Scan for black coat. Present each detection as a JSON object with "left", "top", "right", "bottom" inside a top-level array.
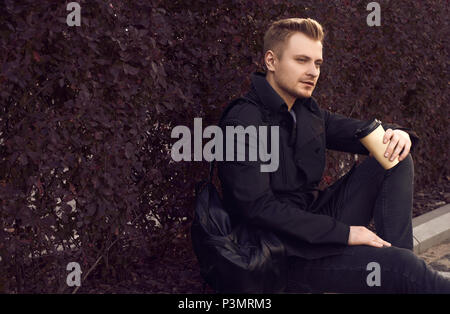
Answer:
[{"left": 217, "top": 71, "right": 420, "bottom": 260}]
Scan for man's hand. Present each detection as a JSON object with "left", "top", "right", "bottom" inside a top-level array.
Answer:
[
  {"left": 383, "top": 129, "right": 411, "bottom": 162},
  {"left": 348, "top": 226, "right": 392, "bottom": 248}
]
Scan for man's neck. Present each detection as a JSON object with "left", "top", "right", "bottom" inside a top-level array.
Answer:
[{"left": 265, "top": 74, "right": 296, "bottom": 111}]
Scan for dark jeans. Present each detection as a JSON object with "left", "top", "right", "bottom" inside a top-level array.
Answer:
[{"left": 287, "top": 154, "right": 450, "bottom": 293}]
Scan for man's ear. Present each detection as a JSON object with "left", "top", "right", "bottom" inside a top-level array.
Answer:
[{"left": 265, "top": 50, "right": 277, "bottom": 72}]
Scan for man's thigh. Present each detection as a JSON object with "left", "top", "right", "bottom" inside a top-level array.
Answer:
[{"left": 309, "top": 156, "right": 386, "bottom": 226}]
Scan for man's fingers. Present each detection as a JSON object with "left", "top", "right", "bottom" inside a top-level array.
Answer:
[
  {"left": 370, "top": 240, "right": 383, "bottom": 248},
  {"left": 370, "top": 234, "right": 391, "bottom": 248},
  {"left": 380, "top": 238, "right": 392, "bottom": 247},
  {"left": 376, "top": 237, "right": 391, "bottom": 248},
  {"left": 383, "top": 129, "right": 393, "bottom": 144},
  {"left": 390, "top": 139, "right": 405, "bottom": 161},
  {"left": 384, "top": 133, "right": 399, "bottom": 159},
  {"left": 384, "top": 130, "right": 412, "bottom": 161}
]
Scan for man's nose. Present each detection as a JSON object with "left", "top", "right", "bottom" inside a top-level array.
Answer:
[{"left": 306, "top": 62, "right": 320, "bottom": 77}]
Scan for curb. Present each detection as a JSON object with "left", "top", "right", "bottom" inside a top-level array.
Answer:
[
  {"left": 413, "top": 204, "right": 450, "bottom": 255},
  {"left": 439, "top": 272, "right": 450, "bottom": 279}
]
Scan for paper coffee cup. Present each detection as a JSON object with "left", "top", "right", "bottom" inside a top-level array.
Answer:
[{"left": 354, "top": 119, "right": 399, "bottom": 170}]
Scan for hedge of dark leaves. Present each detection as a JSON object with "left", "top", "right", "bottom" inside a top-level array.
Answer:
[{"left": 0, "top": 0, "right": 448, "bottom": 292}]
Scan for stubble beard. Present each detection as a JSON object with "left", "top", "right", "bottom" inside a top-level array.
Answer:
[{"left": 282, "top": 81, "right": 312, "bottom": 100}]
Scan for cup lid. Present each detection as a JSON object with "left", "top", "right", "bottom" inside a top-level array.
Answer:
[{"left": 354, "top": 118, "right": 382, "bottom": 139}]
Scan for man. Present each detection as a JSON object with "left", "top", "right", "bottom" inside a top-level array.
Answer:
[{"left": 217, "top": 17, "right": 450, "bottom": 293}]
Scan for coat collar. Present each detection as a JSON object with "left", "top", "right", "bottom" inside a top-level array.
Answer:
[
  {"left": 246, "top": 72, "right": 325, "bottom": 181},
  {"left": 249, "top": 71, "right": 316, "bottom": 114},
  {"left": 247, "top": 71, "right": 324, "bottom": 150}
]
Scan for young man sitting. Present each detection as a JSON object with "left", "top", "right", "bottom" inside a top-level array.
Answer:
[{"left": 217, "top": 17, "right": 450, "bottom": 293}]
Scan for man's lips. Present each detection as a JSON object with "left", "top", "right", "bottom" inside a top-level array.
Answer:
[{"left": 301, "top": 81, "right": 315, "bottom": 86}]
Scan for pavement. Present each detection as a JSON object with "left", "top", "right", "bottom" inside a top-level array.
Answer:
[
  {"left": 414, "top": 204, "right": 450, "bottom": 279},
  {"left": 418, "top": 240, "right": 450, "bottom": 279}
]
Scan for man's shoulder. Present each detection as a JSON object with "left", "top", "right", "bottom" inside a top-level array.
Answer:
[{"left": 220, "top": 97, "right": 265, "bottom": 127}]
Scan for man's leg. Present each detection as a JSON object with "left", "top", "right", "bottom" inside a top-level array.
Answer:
[
  {"left": 338, "top": 154, "right": 414, "bottom": 250},
  {"left": 287, "top": 154, "right": 450, "bottom": 293},
  {"left": 286, "top": 245, "right": 450, "bottom": 293},
  {"left": 372, "top": 154, "right": 414, "bottom": 250},
  {"left": 310, "top": 154, "right": 414, "bottom": 249}
]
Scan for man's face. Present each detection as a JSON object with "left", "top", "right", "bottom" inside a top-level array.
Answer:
[{"left": 266, "top": 32, "right": 323, "bottom": 102}]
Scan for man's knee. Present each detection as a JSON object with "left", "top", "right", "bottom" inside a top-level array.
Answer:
[
  {"left": 400, "top": 153, "right": 414, "bottom": 167},
  {"left": 385, "top": 153, "right": 414, "bottom": 176},
  {"left": 382, "top": 246, "right": 423, "bottom": 275},
  {"left": 399, "top": 153, "right": 414, "bottom": 175}
]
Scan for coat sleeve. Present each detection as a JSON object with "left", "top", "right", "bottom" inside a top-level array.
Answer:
[
  {"left": 320, "top": 109, "right": 420, "bottom": 154},
  {"left": 217, "top": 104, "right": 350, "bottom": 246}
]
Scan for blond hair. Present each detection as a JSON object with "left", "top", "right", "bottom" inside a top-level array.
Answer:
[{"left": 263, "top": 18, "right": 324, "bottom": 59}]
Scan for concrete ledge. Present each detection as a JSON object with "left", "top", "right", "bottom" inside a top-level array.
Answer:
[
  {"left": 413, "top": 204, "right": 450, "bottom": 254},
  {"left": 438, "top": 272, "right": 450, "bottom": 279}
]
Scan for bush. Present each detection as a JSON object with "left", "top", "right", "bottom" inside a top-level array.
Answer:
[{"left": 0, "top": 0, "right": 447, "bottom": 292}]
